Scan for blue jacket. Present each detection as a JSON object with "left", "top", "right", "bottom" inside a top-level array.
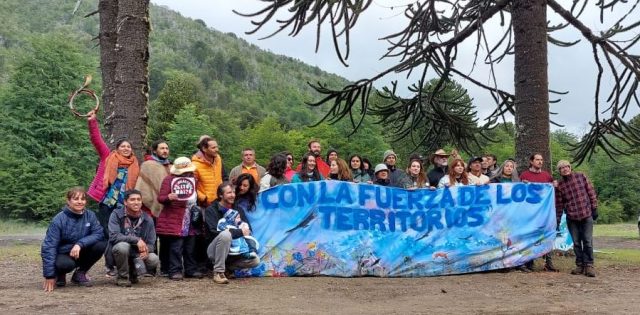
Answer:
[{"left": 41, "top": 207, "right": 104, "bottom": 278}]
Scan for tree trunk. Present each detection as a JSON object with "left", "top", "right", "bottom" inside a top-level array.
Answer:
[
  {"left": 98, "top": 0, "right": 117, "bottom": 146},
  {"left": 112, "top": 0, "right": 150, "bottom": 159},
  {"left": 512, "top": 0, "right": 551, "bottom": 172}
]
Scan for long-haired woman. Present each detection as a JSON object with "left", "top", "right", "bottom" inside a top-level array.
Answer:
[
  {"left": 349, "top": 154, "right": 371, "bottom": 183},
  {"left": 437, "top": 158, "right": 473, "bottom": 188},
  {"left": 490, "top": 159, "right": 520, "bottom": 183},
  {"left": 406, "top": 159, "right": 428, "bottom": 188},
  {"left": 328, "top": 158, "right": 353, "bottom": 181},
  {"left": 291, "top": 152, "right": 323, "bottom": 183},
  {"left": 260, "top": 153, "right": 290, "bottom": 192},
  {"left": 235, "top": 173, "right": 259, "bottom": 213}
]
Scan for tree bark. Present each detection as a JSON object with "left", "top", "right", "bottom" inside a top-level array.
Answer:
[
  {"left": 512, "top": 0, "right": 551, "bottom": 172},
  {"left": 112, "top": 0, "right": 150, "bottom": 159},
  {"left": 98, "top": 0, "right": 117, "bottom": 146}
]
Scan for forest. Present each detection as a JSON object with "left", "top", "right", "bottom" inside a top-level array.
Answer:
[{"left": 0, "top": 0, "right": 637, "bottom": 223}]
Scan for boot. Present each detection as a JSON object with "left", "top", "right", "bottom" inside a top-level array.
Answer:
[
  {"left": 116, "top": 276, "right": 132, "bottom": 287},
  {"left": 584, "top": 265, "right": 596, "bottom": 277},
  {"left": 71, "top": 271, "right": 93, "bottom": 287},
  {"left": 213, "top": 272, "right": 229, "bottom": 284},
  {"left": 570, "top": 265, "right": 584, "bottom": 275}
]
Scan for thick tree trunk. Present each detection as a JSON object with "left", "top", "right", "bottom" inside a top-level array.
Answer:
[
  {"left": 112, "top": 0, "right": 150, "bottom": 159},
  {"left": 512, "top": 0, "right": 551, "bottom": 172},
  {"left": 98, "top": 0, "right": 117, "bottom": 146}
]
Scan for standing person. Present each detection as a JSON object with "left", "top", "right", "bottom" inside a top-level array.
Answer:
[
  {"left": 228, "top": 148, "right": 266, "bottom": 185},
  {"left": 291, "top": 152, "right": 324, "bottom": 183},
  {"left": 135, "top": 140, "right": 171, "bottom": 218},
  {"left": 328, "top": 158, "right": 353, "bottom": 181},
  {"left": 483, "top": 154, "right": 498, "bottom": 176},
  {"left": 349, "top": 154, "right": 371, "bottom": 183},
  {"left": 373, "top": 164, "right": 391, "bottom": 186},
  {"left": 467, "top": 156, "right": 490, "bottom": 185},
  {"left": 555, "top": 160, "right": 598, "bottom": 277},
  {"left": 362, "top": 158, "right": 375, "bottom": 179},
  {"left": 282, "top": 151, "right": 297, "bottom": 182},
  {"left": 205, "top": 182, "right": 260, "bottom": 284},
  {"left": 260, "top": 153, "right": 290, "bottom": 192},
  {"left": 326, "top": 149, "right": 339, "bottom": 164},
  {"left": 519, "top": 153, "right": 558, "bottom": 272},
  {"left": 438, "top": 158, "right": 474, "bottom": 188},
  {"left": 405, "top": 159, "right": 428, "bottom": 189},
  {"left": 235, "top": 173, "right": 259, "bottom": 213},
  {"left": 192, "top": 136, "right": 227, "bottom": 207},
  {"left": 489, "top": 159, "right": 520, "bottom": 183},
  {"left": 157, "top": 157, "right": 202, "bottom": 280},
  {"left": 41, "top": 187, "right": 106, "bottom": 292},
  {"left": 295, "top": 140, "right": 331, "bottom": 177},
  {"left": 107, "top": 189, "right": 159, "bottom": 287},
  {"left": 427, "top": 149, "right": 451, "bottom": 187},
  {"left": 382, "top": 150, "right": 408, "bottom": 187}
]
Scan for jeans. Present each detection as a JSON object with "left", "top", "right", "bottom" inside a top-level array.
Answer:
[
  {"left": 112, "top": 242, "right": 159, "bottom": 278},
  {"left": 55, "top": 241, "right": 107, "bottom": 274},
  {"left": 567, "top": 216, "right": 594, "bottom": 266},
  {"left": 206, "top": 230, "right": 260, "bottom": 273}
]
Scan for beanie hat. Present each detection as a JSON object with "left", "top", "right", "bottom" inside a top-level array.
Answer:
[{"left": 383, "top": 150, "right": 397, "bottom": 162}]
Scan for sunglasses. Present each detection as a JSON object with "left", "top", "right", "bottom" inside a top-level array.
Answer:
[{"left": 287, "top": 157, "right": 293, "bottom": 161}]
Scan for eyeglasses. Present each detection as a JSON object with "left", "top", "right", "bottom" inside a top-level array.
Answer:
[{"left": 287, "top": 157, "right": 293, "bottom": 161}]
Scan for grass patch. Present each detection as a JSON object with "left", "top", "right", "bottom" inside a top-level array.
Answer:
[
  {"left": 595, "top": 248, "right": 640, "bottom": 266},
  {"left": 0, "top": 220, "right": 46, "bottom": 236},
  {"left": 0, "top": 244, "right": 41, "bottom": 263},
  {"left": 593, "top": 223, "right": 638, "bottom": 239}
]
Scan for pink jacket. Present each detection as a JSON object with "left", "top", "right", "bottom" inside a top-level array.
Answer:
[{"left": 86, "top": 118, "right": 111, "bottom": 202}]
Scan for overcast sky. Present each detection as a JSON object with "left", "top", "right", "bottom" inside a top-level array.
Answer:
[{"left": 150, "top": 0, "right": 638, "bottom": 136}]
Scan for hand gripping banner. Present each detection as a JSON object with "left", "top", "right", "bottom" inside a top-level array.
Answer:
[{"left": 240, "top": 181, "right": 556, "bottom": 277}]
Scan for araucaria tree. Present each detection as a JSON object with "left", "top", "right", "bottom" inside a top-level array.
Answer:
[
  {"left": 237, "top": 0, "right": 640, "bottom": 169},
  {"left": 97, "top": 0, "right": 150, "bottom": 158}
]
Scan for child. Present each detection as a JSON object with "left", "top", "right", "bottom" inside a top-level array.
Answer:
[{"left": 217, "top": 209, "right": 259, "bottom": 259}]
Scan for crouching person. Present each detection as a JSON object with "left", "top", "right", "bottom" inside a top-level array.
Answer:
[
  {"left": 108, "top": 189, "right": 159, "bottom": 287},
  {"left": 205, "top": 182, "right": 260, "bottom": 284},
  {"left": 42, "top": 187, "right": 106, "bottom": 292}
]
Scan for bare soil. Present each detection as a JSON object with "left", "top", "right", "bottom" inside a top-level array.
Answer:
[{"left": 0, "top": 236, "right": 638, "bottom": 314}]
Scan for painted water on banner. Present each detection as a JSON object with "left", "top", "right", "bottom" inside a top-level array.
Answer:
[{"left": 240, "top": 182, "right": 557, "bottom": 277}]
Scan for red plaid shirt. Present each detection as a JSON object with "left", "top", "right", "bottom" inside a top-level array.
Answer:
[{"left": 555, "top": 172, "right": 598, "bottom": 222}]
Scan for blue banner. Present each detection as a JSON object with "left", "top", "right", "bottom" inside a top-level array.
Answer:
[{"left": 240, "top": 181, "right": 556, "bottom": 277}]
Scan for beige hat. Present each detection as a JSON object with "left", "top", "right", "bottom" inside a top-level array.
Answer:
[
  {"left": 556, "top": 160, "right": 571, "bottom": 170},
  {"left": 433, "top": 149, "right": 450, "bottom": 157},
  {"left": 170, "top": 157, "right": 196, "bottom": 175}
]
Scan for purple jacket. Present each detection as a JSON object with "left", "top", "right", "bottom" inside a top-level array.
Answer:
[{"left": 86, "top": 118, "right": 110, "bottom": 202}]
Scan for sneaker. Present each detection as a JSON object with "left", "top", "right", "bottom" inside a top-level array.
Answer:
[
  {"left": 71, "top": 271, "right": 93, "bottom": 287},
  {"left": 169, "top": 273, "right": 183, "bottom": 281},
  {"left": 543, "top": 263, "right": 559, "bottom": 272},
  {"left": 185, "top": 271, "right": 204, "bottom": 279},
  {"left": 584, "top": 265, "right": 596, "bottom": 277},
  {"left": 105, "top": 267, "right": 117, "bottom": 278},
  {"left": 55, "top": 274, "right": 66, "bottom": 287},
  {"left": 116, "top": 276, "right": 132, "bottom": 287},
  {"left": 570, "top": 265, "right": 584, "bottom": 275},
  {"left": 213, "top": 272, "right": 229, "bottom": 284}
]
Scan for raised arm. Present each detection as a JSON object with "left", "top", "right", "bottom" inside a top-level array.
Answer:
[{"left": 87, "top": 111, "right": 110, "bottom": 159}]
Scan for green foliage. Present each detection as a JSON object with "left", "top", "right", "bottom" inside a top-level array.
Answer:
[
  {"left": 596, "top": 200, "right": 625, "bottom": 224},
  {"left": 164, "top": 104, "right": 216, "bottom": 158},
  {"left": 147, "top": 71, "right": 206, "bottom": 143},
  {"left": 242, "top": 117, "right": 296, "bottom": 166}
]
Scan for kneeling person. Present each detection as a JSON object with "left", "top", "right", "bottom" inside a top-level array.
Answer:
[{"left": 108, "top": 189, "right": 159, "bottom": 287}]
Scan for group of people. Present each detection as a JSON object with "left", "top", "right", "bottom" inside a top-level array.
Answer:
[{"left": 41, "top": 112, "right": 599, "bottom": 292}]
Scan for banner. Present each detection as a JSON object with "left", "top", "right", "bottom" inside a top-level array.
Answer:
[{"left": 241, "top": 181, "right": 557, "bottom": 277}]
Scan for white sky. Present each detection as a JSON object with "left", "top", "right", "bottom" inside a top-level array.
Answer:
[{"left": 150, "top": 0, "right": 639, "bottom": 135}]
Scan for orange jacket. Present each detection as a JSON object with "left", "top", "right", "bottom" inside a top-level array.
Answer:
[{"left": 192, "top": 151, "right": 224, "bottom": 206}]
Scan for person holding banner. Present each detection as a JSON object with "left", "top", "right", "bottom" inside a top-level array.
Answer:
[
  {"left": 427, "top": 149, "right": 451, "bottom": 187},
  {"left": 373, "top": 164, "right": 391, "bottom": 186},
  {"left": 437, "top": 158, "right": 474, "bottom": 188},
  {"left": 520, "top": 153, "right": 559, "bottom": 272},
  {"left": 555, "top": 160, "right": 598, "bottom": 277},
  {"left": 291, "top": 153, "right": 324, "bottom": 183},
  {"left": 328, "top": 158, "right": 353, "bottom": 181},
  {"left": 156, "top": 157, "right": 202, "bottom": 280},
  {"left": 204, "top": 182, "right": 260, "bottom": 284},
  {"left": 349, "top": 154, "right": 371, "bottom": 183},
  {"left": 490, "top": 159, "right": 520, "bottom": 183},
  {"left": 405, "top": 159, "right": 428, "bottom": 189}
]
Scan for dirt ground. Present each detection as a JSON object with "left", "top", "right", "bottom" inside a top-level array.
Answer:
[{"left": 0, "top": 236, "right": 638, "bottom": 314}]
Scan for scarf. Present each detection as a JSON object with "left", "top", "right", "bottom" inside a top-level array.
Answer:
[
  {"left": 103, "top": 151, "right": 140, "bottom": 190},
  {"left": 125, "top": 207, "right": 142, "bottom": 219},
  {"left": 150, "top": 153, "right": 171, "bottom": 165}
]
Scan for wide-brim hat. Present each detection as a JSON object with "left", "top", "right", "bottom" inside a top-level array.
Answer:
[
  {"left": 374, "top": 163, "right": 389, "bottom": 174},
  {"left": 430, "top": 149, "right": 450, "bottom": 164},
  {"left": 170, "top": 156, "right": 196, "bottom": 175}
]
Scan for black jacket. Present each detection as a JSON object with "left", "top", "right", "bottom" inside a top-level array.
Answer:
[
  {"left": 204, "top": 200, "right": 251, "bottom": 243},
  {"left": 428, "top": 166, "right": 448, "bottom": 187}
]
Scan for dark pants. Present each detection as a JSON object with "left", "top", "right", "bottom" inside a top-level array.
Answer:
[
  {"left": 55, "top": 241, "right": 107, "bottom": 274},
  {"left": 567, "top": 216, "right": 594, "bottom": 266},
  {"left": 98, "top": 203, "right": 116, "bottom": 269},
  {"left": 159, "top": 235, "right": 198, "bottom": 276}
]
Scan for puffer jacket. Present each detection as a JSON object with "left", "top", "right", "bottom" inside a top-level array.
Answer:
[
  {"left": 41, "top": 207, "right": 104, "bottom": 278},
  {"left": 86, "top": 118, "right": 111, "bottom": 202},
  {"left": 156, "top": 174, "right": 197, "bottom": 236},
  {"left": 191, "top": 151, "right": 226, "bottom": 206}
]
